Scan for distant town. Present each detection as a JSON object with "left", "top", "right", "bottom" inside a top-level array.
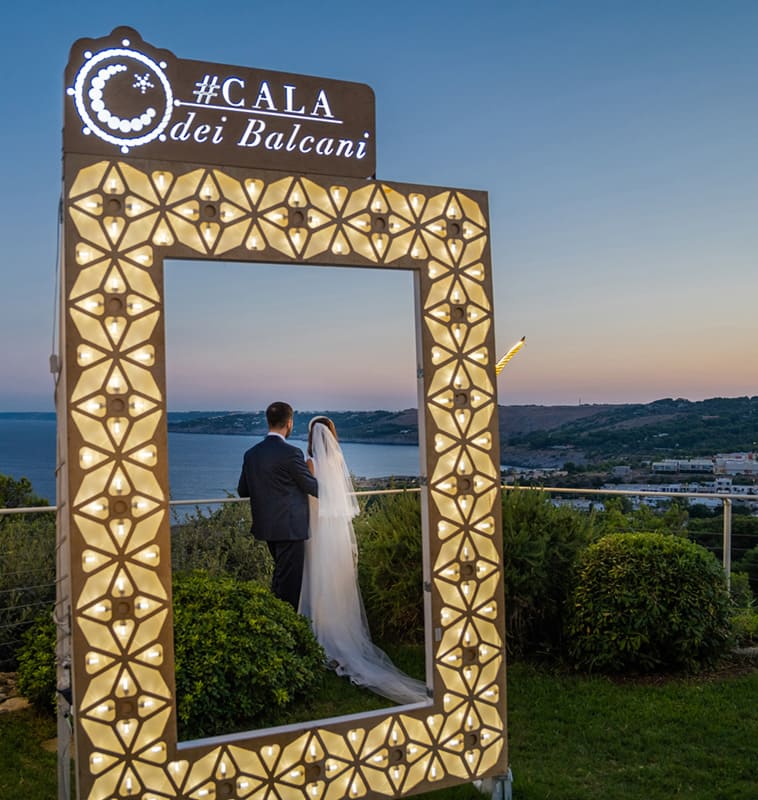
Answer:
[{"left": 505, "top": 454, "right": 758, "bottom": 512}]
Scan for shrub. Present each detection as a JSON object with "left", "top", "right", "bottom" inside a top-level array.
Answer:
[
  {"left": 0, "top": 474, "right": 48, "bottom": 508},
  {"left": 567, "top": 532, "right": 732, "bottom": 673},
  {"left": 595, "top": 497, "right": 689, "bottom": 537},
  {"left": 732, "top": 609, "right": 758, "bottom": 647},
  {"left": 171, "top": 501, "right": 273, "bottom": 584},
  {"left": 729, "top": 571, "right": 753, "bottom": 609},
  {"left": 16, "top": 611, "right": 56, "bottom": 714},
  {"left": 501, "top": 489, "right": 595, "bottom": 657},
  {"left": 354, "top": 487, "right": 595, "bottom": 655},
  {"left": 733, "top": 544, "right": 758, "bottom": 598},
  {"left": 16, "top": 574, "right": 327, "bottom": 736},
  {"left": 173, "top": 572, "right": 325, "bottom": 739},
  {"left": 0, "top": 484, "right": 55, "bottom": 670},
  {"left": 730, "top": 572, "right": 758, "bottom": 647},
  {"left": 355, "top": 491, "right": 424, "bottom": 645}
]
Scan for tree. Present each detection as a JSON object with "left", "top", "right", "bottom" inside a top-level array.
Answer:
[{"left": 0, "top": 474, "right": 48, "bottom": 509}]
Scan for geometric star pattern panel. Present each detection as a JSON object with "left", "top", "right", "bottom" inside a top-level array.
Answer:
[{"left": 61, "top": 156, "right": 507, "bottom": 799}]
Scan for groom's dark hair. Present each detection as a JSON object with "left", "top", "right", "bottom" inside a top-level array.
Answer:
[{"left": 266, "top": 401, "right": 293, "bottom": 430}]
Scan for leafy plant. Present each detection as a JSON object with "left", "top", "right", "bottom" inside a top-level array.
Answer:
[
  {"left": 729, "top": 571, "right": 758, "bottom": 647},
  {"left": 729, "top": 571, "right": 753, "bottom": 609},
  {"left": 172, "top": 572, "right": 325, "bottom": 739},
  {"left": 16, "top": 611, "right": 56, "bottom": 714},
  {"left": 355, "top": 491, "right": 424, "bottom": 645},
  {"left": 688, "top": 514, "right": 758, "bottom": 577},
  {"left": 567, "top": 532, "right": 732, "bottom": 673},
  {"left": 16, "top": 573, "right": 327, "bottom": 735},
  {"left": 0, "top": 474, "right": 55, "bottom": 669},
  {"left": 733, "top": 543, "right": 758, "bottom": 598},
  {"left": 170, "top": 500, "right": 273, "bottom": 584},
  {"left": 501, "top": 488, "right": 595, "bottom": 657},
  {"left": 0, "top": 474, "right": 49, "bottom": 508},
  {"left": 595, "top": 497, "right": 689, "bottom": 538},
  {"left": 354, "top": 488, "right": 596, "bottom": 656},
  {"left": 731, "top": 609, "right": 758, "bottom": 647}
]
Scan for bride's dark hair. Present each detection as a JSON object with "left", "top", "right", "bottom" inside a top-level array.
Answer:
[{"left": 308, "top": 416, "right": 337, "bottom": 456}]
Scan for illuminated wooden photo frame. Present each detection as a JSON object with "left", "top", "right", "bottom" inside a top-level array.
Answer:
[{"left": 58, "top": 153, "right": 507, "bottom": 800}]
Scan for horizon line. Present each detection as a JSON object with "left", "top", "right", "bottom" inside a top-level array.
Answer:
[{"left": 3, "top": 394, "right": 758, "bottom": 416}]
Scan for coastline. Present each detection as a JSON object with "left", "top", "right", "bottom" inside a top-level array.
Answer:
[{"left": 5, "top": 397, "right": 758, "bottom": 469}]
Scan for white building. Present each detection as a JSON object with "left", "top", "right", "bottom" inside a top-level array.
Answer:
[
  {"left": 652, "top": 458, "right": 714, "bottom": 473},
  {"left": 652, "top": 453, "right": 758, "bottom": 477},
  {"left": 713, "top": 452, "right": 758, "bottom": 476}
]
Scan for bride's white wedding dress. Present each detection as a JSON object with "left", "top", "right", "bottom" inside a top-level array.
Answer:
[{"left": 299, "top": 423, "right": 428, "bottom": 705}]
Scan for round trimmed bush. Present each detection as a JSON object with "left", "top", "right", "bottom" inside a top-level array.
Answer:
[
  {"left": 732, "top": 609, "right": 758, "bottom": 647},
  {"left": 17, "top": 575, "right": 327, "bottom": 735},
  {"left": 566, "top": 533, "right": 732, "bottom": 673},
  {"left": 173, "top": 572, "right": 325, "bottom": 738}
]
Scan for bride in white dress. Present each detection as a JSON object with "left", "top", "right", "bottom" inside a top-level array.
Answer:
[{"left": 299, "top": 416, "right": 428, "bottom": 705}]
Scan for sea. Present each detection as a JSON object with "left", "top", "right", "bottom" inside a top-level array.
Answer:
[{"left": 0, "top": 414, "right": 421, "bottom": 506}]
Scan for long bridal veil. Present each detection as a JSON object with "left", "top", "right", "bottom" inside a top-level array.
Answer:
[{"left": 300, "top": 422, "right": 428, "bottom": 705}]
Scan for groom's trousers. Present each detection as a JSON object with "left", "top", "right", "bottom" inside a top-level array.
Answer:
[{"left": 267, "top": 540, "right": 305, "bottom": 610}]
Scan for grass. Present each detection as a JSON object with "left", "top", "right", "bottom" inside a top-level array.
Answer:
[
  {"left": 506, "top": 658, "right": 758, "bottom": 800},
  {"left": 216, "top": 666, "right": 394, "bottom": 734},
  {"left": 2, "top": 657, "right": 757, "bottom": 799},
  {"left": 0, "top": 708, "right": 57, "bottom": 798}
]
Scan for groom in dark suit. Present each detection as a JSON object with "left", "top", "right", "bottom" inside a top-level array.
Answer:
[{"left": 238, "top": 401, "right": 318, "bottom": 609}]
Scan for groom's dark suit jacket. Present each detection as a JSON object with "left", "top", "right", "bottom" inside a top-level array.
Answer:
[{"left": 237, "top": 434, "right": 318, "bottom": 541}]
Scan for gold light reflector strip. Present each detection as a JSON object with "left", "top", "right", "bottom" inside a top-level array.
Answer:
[{"left": 63, "top": 158, "right": 505, "bottom": 800}]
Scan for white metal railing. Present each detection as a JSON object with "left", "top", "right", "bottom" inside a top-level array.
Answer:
[
  {"left": 503, "top": 485, "right": 740, "bottom": 586},
  {"left": 0, "top": 483, "right": 750, "bottom": 674},
  {"left": 0, "top": 485, "right": 750, "bottom": 581}
]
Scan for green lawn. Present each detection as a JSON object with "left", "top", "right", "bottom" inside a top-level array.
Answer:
[
  {"left": 2, "top": 659, "right": 757, "bottom": 799},
  {"left": 0, "top": 707, "right": 57, "bottom": 798},
  {"left": 505, "top": 660, "right": 758, "bottom": 800}
]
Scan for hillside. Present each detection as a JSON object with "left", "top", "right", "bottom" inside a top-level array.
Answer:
[
  {"left": 167, "top": 397, "right": 758, "bottom": 466},
  {"left": 504, "top": 396, "right": 758, "bottom": 465},
  {"left": 167, "top": 409, "right": 419, "bottom": 444}
]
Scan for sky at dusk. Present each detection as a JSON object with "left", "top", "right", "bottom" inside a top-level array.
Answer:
[{"left": 1, "top": 0, "right": 757, "bottom": 412}]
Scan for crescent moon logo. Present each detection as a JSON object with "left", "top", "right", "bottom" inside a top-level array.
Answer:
[{"left": 68, "top": 38, "right": 174, "bottom": 153}]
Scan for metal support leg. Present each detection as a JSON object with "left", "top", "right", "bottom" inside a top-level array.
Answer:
[{"left": 491, "top": 768, "right": 513, "bottom": 800}]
